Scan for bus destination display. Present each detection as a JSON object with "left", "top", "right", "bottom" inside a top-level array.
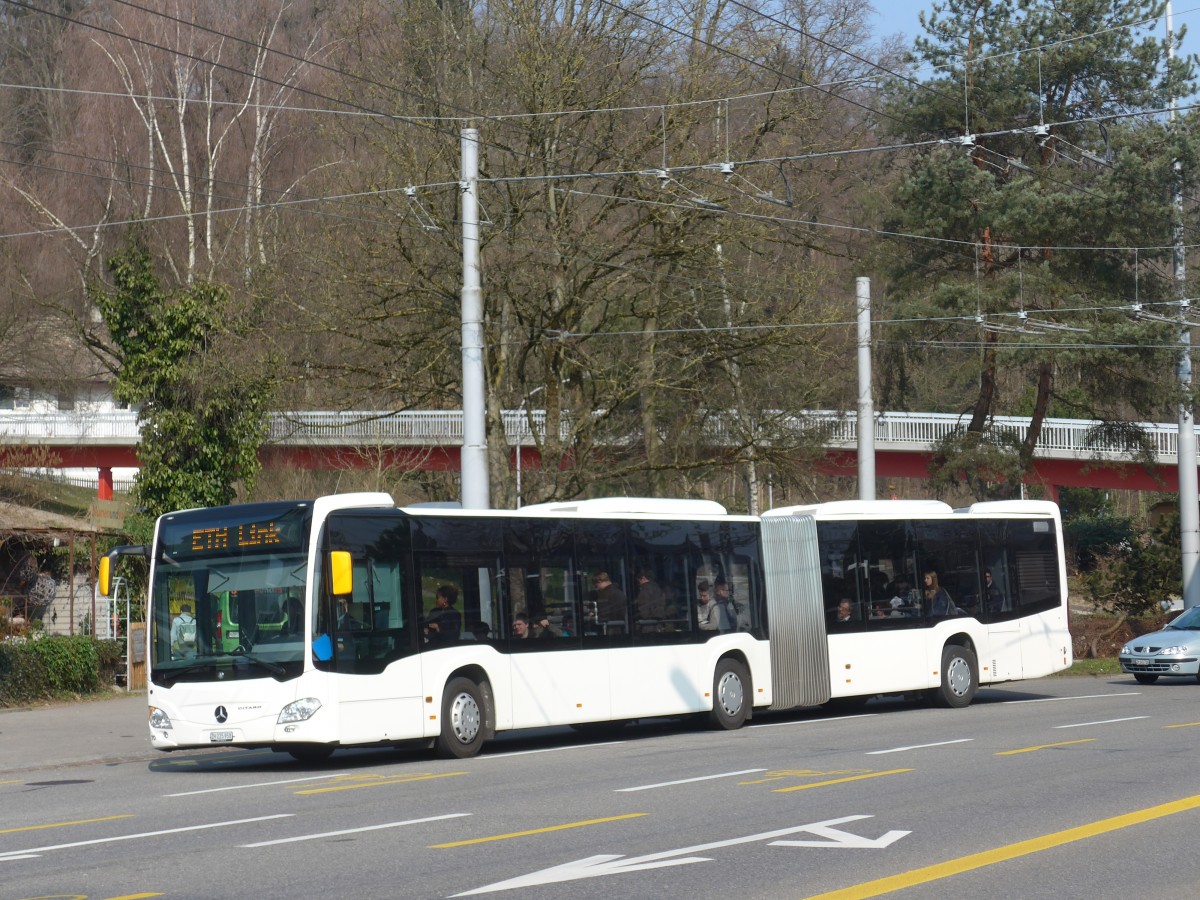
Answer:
[
  {"left": 160, "top": 502, "right": 311, "bottom": 559},
  {"left": 191, "top": 523, "right": 283, "bottom": 552}
]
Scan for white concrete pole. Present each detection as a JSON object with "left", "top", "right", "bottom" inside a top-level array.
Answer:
[
  {"left": 460, "top": 127, "right": 490, "bottom": 509},
  {"left": 857, "top": 276, "right": 876, "bottom": 501}
]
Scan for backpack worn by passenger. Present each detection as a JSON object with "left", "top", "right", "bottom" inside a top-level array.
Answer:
[{"left": 177, "top": 615, "right": 197, "bottom": 647}]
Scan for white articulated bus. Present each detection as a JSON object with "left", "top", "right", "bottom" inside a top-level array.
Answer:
[{"left": 99, "top": 494, "right": 1072, "bottom": 760}]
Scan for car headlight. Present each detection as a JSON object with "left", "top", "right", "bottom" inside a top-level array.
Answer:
[
  {"left": 1120, "top": 645, "right": 1132, "bottom": 655},
  {"left": 278, "top": 697, "right": 322, "bottom": 724},
  {"left": 149, "top": 706, "right": 173, "bottom": 730},
  {"left": 1156, "top": 645, "right": 1191, "bottom": 656}
]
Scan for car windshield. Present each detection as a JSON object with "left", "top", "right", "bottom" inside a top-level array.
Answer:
[{"left": 1166, "top": 607, "right": 1200, "bottom": 630}]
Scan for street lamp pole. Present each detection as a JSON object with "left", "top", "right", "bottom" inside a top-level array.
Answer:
[{"left": 515, "top": 386, "right": 544, "bottom": 508}]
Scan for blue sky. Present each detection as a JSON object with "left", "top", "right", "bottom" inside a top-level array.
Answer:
[{"left": 869, "top": 1, "right": 1200, "bottom": 59}]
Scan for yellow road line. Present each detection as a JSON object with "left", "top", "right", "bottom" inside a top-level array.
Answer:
[
  {"left": 295, "top": 772, "right": 466, "bottom": 795},
  {"left": 996, "top": 739, "right": 1094, "bottom": 755},
  {"left": 807, "top": 793, "right": 1200, "bottom": 900},
  {"left": 1165, "top": 721, "right": 1200, "bottom": 728},
  {"left": 773, "top": 769, "right": 913, "bottom": 793},
  {"left": 0, "top": 779, "right": 21, "bottom": 786},
  {"left": 0, "top": 814, "right": 134, "bottom": 835},
  {"left": 104, "top": 894, "right": 165, "bottom": 899},
  {"left": 430, "top": 813, "right": 647, "bottom": 848}
]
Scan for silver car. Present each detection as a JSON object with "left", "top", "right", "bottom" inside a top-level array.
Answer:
[{"left": 1119, "top": 606, "right": 1200, "bottom": 684}]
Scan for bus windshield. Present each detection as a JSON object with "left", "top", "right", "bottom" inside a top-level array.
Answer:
[{"left": 150, "top": 501, "right": 313, "bottom": 685}]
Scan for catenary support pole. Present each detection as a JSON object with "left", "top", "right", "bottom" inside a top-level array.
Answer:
[
  {"left": 1169, "top": 4, "right": 1200, "bottom": 607},
  {"left": 857, "top": 276, "right": 875, "bottom": 501},
  {"left": 460, "top": 127, "right": 490, "bottom": 509}
]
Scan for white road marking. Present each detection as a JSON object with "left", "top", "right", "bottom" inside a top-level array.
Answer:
[
  {"left": 452, "top": 815, "right": 908, "bottom": 895},
  {"left": 242, "top": 813, "right": 471, "bottom": 847},
  {"left": 1001, "top": 693, "right": 1140, "bottom": 704},
  {"left": 0, "top": 815, "right": 292, "bottom": 859},
  {"left": 1054, "top": 716, "right": 1150, "bottom": 729},
  {"left": 483, "top": 741, "right": 625, "bottom": 758},
  {"left": 165, "top": 773, "right": 349, "bottom": 797},
  {"left": 615, "top": 769, "right": 767, "bottom": 792},
  {"left": 751, "top": 714, "right": 876, "bottom": 728},
  {"left": 866, "top": 738, "right": 974, "bottom": 755}
]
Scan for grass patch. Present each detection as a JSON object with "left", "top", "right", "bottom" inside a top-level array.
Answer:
[{"left": 1056, "top": 658, "right": 1123, "bottom": 676}]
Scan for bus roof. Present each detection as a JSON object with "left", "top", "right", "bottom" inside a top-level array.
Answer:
[
  {"left": 515, "top": 497, "right": 729, "bottom": 517},
  {"left": 763, "top": 500, "right": 952, "bottom": 518},
  {"left": 764, "top": 498, "right": 1060, "bottom": 520}
]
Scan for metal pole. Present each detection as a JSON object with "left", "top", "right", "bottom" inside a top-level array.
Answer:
[
  {"left": 460, "top": 127, "right": 490, "bottom": 509},
  {"left": 856, "top": 276, "right": 876, "bottom": 501},
  {"left": 1168, "top": 4, "right": 1200, "bottom": 607}
]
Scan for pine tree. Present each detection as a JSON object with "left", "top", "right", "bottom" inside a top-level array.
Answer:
[{"left": 879, "top": 0, "right": 1199, "bottom": 498}]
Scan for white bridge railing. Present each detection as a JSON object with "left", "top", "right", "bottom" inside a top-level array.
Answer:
[{"left": 0, "top": 409, "right": 1187, "bottom": 464}]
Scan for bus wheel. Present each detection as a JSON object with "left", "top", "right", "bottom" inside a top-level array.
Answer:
[
  {"left": 1135, "top": 673, "right": 1159, "bottom": 685},
  {"left": 935, "top": 644, "right": 977, "bottom": 709},
  {"left": 437, "top": 677, "right": 488, "bottom": 759},
  {"left": 287, "top": 743, "right": 335, "bottom": 763},
  {"left": 709, "top": 658, "right": 750, "bottom": 729}
]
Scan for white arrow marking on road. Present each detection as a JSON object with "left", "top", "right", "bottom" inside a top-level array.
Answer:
[
  {"left": 771, "top": 816, "right": 910, "bottom": 848},
  {"left": 451, "top": 815, "right": 907, "bottom": 896}
]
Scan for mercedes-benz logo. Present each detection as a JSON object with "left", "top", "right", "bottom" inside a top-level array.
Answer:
[{"left": 214, "top": 706, "right": 228, "bottom": 724}]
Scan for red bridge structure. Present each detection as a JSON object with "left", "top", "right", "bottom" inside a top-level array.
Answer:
[{"left": 0, "top": 409, "right": 1190, "bottom": 501}]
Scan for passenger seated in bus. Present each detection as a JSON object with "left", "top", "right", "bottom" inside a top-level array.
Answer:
[
  {"left": 467, "top": 621, "right": 492, "bottom": 641},
  {"left": 713, "top": 578, "right": 742, "bottom": 632},
  {"left": 922, "top": 570, "right": 956, "bottom": 616},
  {"left": 695, "top": 581, "right": 721, "bottom": 631},
  {"left": 591, "top": 571, "right": 628, "bottom": 631},
  {"left": 887, "top": 579, "right": 915, "bottom": 616},
  {"left": 833, "top": 598, "right": 854, "bottom": 623},
  {"left": 984, "top": 568, "right": 1005, "bottom": 613},
  {"left": 423, "top": 584, "right": 462, "bottom": 645},
  {"left": 512, "top": 613, "right": 562, "bottom": 639},
  {"left": 634, "top": 570, "right": 667, "bottom": 627}
]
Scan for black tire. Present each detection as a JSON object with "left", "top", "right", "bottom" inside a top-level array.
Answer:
[
  {"left": 934, "top": 644, "right": 977, "bottom": 709},
  {"left": 436, "top": 677, "right": 489, "bottom": 759},
  {"left": 286, "top": 743, "right": 336, "bottom": 763},
  {"left": 709, "top": 658, "right": 751, "bottom": 729},
  {"left": 1135, "top": 672, "right": 1159, "bottom": 685}
]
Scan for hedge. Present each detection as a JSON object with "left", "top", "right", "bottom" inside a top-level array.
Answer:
[{"left": 0, "top": 636, "right": 124, "bottom": 706}]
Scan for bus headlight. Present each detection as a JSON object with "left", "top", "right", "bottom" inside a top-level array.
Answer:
[
  {"left": 278, "top": 697, "right": 322, "bottom": 724},
  {"left": 149, "top": 706, "right": 173, "bottom": 730}
]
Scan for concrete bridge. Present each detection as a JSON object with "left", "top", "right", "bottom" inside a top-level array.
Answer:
[{"left": 0, "top": 408, "right": 1189, "bottom": 499}]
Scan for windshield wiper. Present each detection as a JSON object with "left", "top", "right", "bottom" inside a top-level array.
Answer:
[
  {"left": 159, "top": 663, "right": 211, "bottom": 686},
  {"left": 230, "top": 646, "right": 286, "bottom": 675}
]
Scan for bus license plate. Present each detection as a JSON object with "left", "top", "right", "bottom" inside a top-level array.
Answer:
[{"left": 209, "top": 731, "right": 234, "bottom": 743}]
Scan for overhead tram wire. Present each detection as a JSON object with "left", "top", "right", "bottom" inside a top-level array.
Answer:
[
  {"left": 32, "top": 0, "right": 1194, "bottom": 234},
  {"left": 1, "top": 0, "right": 622, "bottom": 180},
  {"left": 592, "top": 0, "right": 914, "bottom": 131},
  {"left": 10, "top": 4, "right": 1196, "bottom": 326},
  {"left": 82, "top": 0, "right": 871, "bottom": 189},
  {"left": 20, "top": 0, "right": 920, "bottom": 224}
]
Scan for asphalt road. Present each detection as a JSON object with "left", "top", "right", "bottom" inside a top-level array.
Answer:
[{"left": 2, "top": 676, "right": 1197, "bottom": 900}]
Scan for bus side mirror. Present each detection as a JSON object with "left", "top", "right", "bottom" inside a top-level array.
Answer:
[
  {"left": 98, "top": 557, "right": 112, "bottom": 597},
  {"left": 330, "top": 550, "right": 353, "bottom": 597}
]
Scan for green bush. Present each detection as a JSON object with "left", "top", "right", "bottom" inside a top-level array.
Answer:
[
  {"left": 31, "top": 635, "right": 100, "bottom": 693},
  {"left": 0, "top": 635, "right": 118, "bottom": 706},
  {"left": 0, "top": 639, "right": 51, "bottom": 706},
  {"left": 94, "top": 639, "right": 125, "bottom": 685}
]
